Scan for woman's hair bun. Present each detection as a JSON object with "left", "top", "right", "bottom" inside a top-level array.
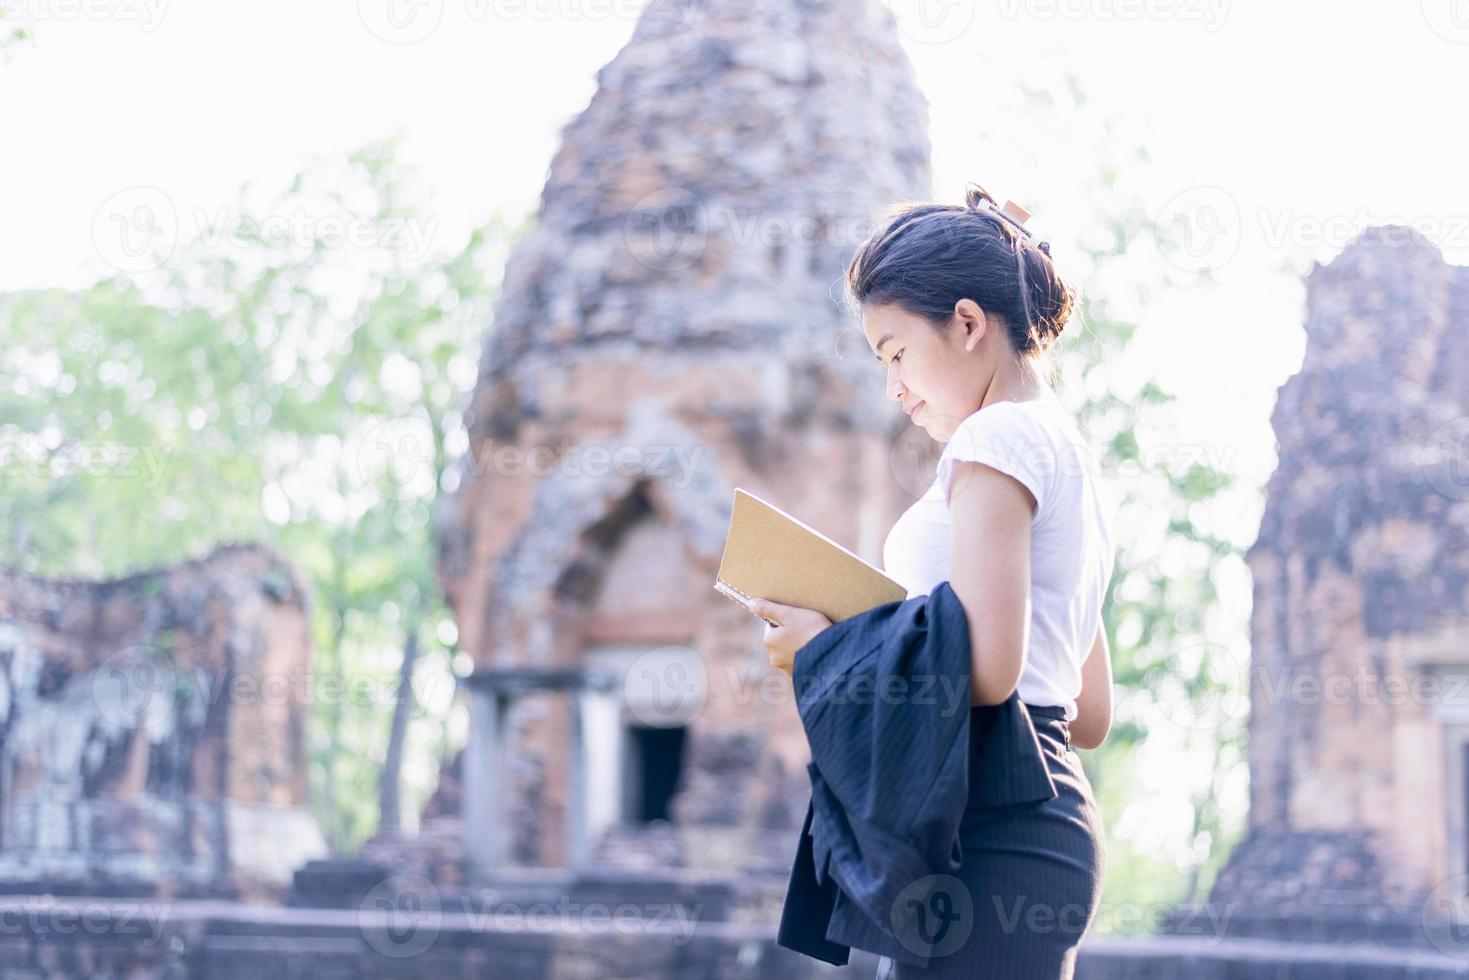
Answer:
[
  {"left": 965, "top": 182, "right": 1073, "bottom": 348},
  {"left": 1024, "top": 244, "right": 1074, "bottom": 348}
]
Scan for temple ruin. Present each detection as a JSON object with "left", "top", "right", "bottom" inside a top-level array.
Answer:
[
  {"left": 1203, "top": 226, "right": 1469, "bottom": 950},
  {"left": 0, "top": 543, "right": 323, "bottom": 899},
  {"left": 434, "top": 0, "right": 933, "bottom": 879}
]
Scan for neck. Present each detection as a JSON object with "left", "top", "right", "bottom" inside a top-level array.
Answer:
[{"left": 980, "top": 357, "right": 1047, "bottom": 409}]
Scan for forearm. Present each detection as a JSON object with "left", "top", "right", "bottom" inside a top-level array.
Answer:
[
  {"left": 1069, "top": 624, "right": 1113, "bottom": 749},
  {"left": 1069, "top": 699, "right": 1107, "bottom": 749},
  {"left": 968, "top": 635, "right": 1024, "bottom": 706}
]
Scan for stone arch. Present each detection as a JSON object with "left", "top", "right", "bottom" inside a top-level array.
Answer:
[
  {"left": 483, "top": 407, "right": 731, "bottom": 662},
  {"left": 462, "top": 414, "right": 739, "bottom": 868}
]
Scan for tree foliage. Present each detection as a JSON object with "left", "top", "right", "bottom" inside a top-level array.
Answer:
[
  {"left": 1005, "top": 74, "right": 1251, "bottom": 924},
  {"left": 0, "top": 134, "right": 525, "bottom": 851}
]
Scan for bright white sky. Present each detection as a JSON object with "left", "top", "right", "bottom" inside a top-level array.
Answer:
[
  {"left": 8, "top": 0, "right": 1462, "bottom": 611},
  {"left": 5, "top": 0, "right": 1465, "bottom": 867},
  {"left": 5, "top": 0, "right": 1462, "bottom": 436}
]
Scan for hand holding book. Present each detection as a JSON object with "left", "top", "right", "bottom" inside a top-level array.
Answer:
[
  {"left": 713, "top": 488, "right": 908, "bottom": 626},
  {"left": 747, "top": 595, "right": 834, "bottom": 678}
]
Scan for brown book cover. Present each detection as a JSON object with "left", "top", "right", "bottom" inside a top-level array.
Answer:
[{"left": 714, "top": 488, "right": 908, "bottom": 625}]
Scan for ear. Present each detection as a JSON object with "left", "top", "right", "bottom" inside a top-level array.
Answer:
[{"left": 954, "top": 298, "right": 987, "bottom": 352}]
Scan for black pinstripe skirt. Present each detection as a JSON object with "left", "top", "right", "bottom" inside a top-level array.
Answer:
[{"left": 877, "top": 704, "right": 1105, "bottom": 979}]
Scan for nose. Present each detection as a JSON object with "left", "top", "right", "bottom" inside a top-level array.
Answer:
[{"left": 887, "top": 370, "right": 906, "bottom": 402}]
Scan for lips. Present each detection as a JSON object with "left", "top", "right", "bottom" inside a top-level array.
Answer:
[{"left": 906, "top": 400, "right": 925, "bottom": 418}]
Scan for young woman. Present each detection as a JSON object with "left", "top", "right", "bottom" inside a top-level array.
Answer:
[{"left": 754, "top": 183, "right": 1118, "bottom": 979}]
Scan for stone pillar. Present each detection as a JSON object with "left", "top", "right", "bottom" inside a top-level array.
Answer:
[
  {"left": 462, "top": 685, "right": 508, "bottom": 878},
  {"left": 1427, "top": 664, "right": 1469, "bottom": 887},
  {"left": 572, "top": 685, "right": 626, "bottom": 868},
  {"left": 461, "top": 666, "right": 621, "bottom": 878}
]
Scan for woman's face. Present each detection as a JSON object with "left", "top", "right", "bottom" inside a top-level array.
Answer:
[{"left": 863, "top": 299, "right": 992, "bottom": 442}]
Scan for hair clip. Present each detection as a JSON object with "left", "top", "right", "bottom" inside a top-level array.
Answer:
[
  {"left": 971, "top": 193, "right": 1043, "bottom": 246},
  {"left": 997, "top": 202, "right": 1054, "bottom": 258},
  {"left": 998, "top": 200, "right": 1032, "bottom": 231}
]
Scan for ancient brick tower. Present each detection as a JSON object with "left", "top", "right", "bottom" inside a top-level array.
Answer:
[
  {"left": 437, "top": 0, "right": 932, "bottom": 873},
  {"left": 1207, "top": 227, "right": 1469, "bottom": 942}
]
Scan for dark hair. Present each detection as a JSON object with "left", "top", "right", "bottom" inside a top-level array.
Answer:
[{"left": 844, "top": 183, "right": 1076, "bottom": 376}]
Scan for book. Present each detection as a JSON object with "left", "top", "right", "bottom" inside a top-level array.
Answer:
[{"left": 713, "top": 488, "right": 909, "bottom": 626}]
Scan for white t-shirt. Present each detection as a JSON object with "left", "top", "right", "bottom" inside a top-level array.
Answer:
[{"left": 881, "top": 390, "right": 1117, "bottom": 721}]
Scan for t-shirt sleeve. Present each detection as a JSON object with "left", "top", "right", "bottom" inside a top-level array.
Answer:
[{"left": 937, "top": 405, "right": 1056, "bottom": 519}]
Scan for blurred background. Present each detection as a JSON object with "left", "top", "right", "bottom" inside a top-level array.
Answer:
[{"left": 2, "top": 0, "right": 1467, "bottom": 976}]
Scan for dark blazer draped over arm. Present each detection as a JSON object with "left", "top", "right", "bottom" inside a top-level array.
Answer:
[{"left": 775, "top": 580, "right": 1060, "bottom": 969}]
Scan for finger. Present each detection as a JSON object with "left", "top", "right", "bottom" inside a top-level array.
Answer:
[{"left": 750, "top": 597, "right": 789, "bottom": 624}]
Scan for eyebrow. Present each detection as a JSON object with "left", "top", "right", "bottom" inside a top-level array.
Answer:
[{"left": 874, "top": 333, "right": 894, "bottom": 359}]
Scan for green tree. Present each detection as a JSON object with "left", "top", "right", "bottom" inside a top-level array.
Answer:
[
  {"left": 995, "top": 73, "right": 1251, "bottom": 925},
  {"left": 0, "top": 133, "right": 527, "bottom": 851},
  {"left": 1, "top": 8, "right": 32, "bottom": 60}
]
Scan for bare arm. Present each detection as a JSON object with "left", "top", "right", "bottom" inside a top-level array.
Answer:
[
  {"left": 1069, "top": 621, "right": 1113, "bottom": 750},
  {"left": 945, "top": 460, "right": 1033, "bottom": 707}
]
